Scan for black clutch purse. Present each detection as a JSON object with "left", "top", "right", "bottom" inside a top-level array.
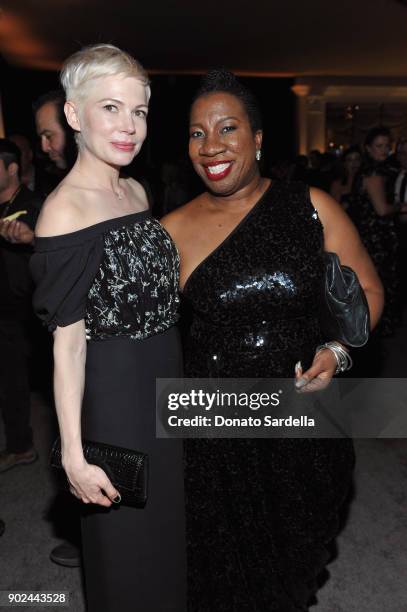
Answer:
[
  {"left": 50, "top": 437, "right": 148, "bottom": 508},
  {"left": 319, "top": 252, "right": 370, "bottom": 348}
]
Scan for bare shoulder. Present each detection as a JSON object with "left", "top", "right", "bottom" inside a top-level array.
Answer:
[
  {"left": 310, "top": 187, "right": 357, "bottom": 243},
  {"left": 161, "top": 194, "right": 205, "bottom": 237},
  {"left": 309, "top": 187, "right": 349, "bottom": 226},
  {"left": 35, "top": 183, "right": 88, "bottom": 238}
]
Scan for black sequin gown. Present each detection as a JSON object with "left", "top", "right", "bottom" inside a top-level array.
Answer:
[
  {"left": 182, "top": 181, "right": 355, "bottom": 612},
  {"left": 348, "top": 163, "right": 399, "bottom": 335},
  {"left": 30, "top": 211, "right": 186, "bottom": 612}
]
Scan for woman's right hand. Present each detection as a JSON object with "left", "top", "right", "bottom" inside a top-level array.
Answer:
[{"left": 63, "top": 457, "right": 120, "bottom": 507}]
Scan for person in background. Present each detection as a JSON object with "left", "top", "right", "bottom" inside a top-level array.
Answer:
[
  {"left": 348, "top": 126, "right": 407, "bottom": 336},
  {"left": 394, "top": 138, "right": 407, "bottom": 207},
  {"left": 8, "top": 134, "right": 36, "bottom": 192},
  {"left": 394, "top": 138, "right": 407, "bottom": 307},
  {"left": 0, "top": 139, "right": 43, "bottom": 473},
  {"left": 33, "top": 90, "right": 77, "bottom": 194},
  {"left": 330, "top": 145, "right": 362, "bottom": 209}
]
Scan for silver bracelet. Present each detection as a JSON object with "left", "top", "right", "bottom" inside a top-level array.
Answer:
[{"left": 315, "top": 341, "right": 353, "bottom": 374}]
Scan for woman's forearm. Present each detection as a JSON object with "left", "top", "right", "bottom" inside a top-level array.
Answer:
[{"left": 53, "top": 325, "right": 87, "bottom": 467}]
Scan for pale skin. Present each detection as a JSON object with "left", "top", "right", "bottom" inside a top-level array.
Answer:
[
  {"left": 35, "top": 73, "right": 150, "bottom": 507},
  {"left": 162, "top": 92, "right": 384, "bottom": 392}
]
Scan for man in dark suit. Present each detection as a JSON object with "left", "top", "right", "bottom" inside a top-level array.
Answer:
[{"left": 0, "top": 139, "right": 44, "bottom": 473}]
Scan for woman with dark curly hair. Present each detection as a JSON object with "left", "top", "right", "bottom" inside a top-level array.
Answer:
[{"left": 163, "top": 69, "right": 383, "bottom": 611}]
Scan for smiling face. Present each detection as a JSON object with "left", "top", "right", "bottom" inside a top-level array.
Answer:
[
  {"left": 189, "top": 92, "right": 262, "bottom": 196},
  {"left": 366, "top": 134, "right": 391, "bottom": 162},
  {"left": 66, "top": 74, "right": 149, "bottom": 168}
]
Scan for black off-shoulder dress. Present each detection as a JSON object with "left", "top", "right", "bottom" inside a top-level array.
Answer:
[
  {"left": 30, "top": 211, "right": 186, "bottom": 612},
  {"left": 182, "top": 182, "right": 355, "bottom": 612}
]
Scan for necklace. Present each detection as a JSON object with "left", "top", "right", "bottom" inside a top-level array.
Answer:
[
  {"left": 0, "top": 185, "right": 23, "bottom": 219},
  {"left": 72, "top": 169, "right": 125, "bottom": 200}
]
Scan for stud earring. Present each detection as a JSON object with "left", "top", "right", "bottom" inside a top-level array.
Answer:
[{"left": 256, "top": 149, "right": 261, "bottom": 161}]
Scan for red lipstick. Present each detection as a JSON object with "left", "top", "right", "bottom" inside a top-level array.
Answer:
[{"left": 203, "top": 161, "right": 233, "bottom": 181}]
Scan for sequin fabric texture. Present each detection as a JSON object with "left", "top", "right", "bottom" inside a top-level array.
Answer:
[
  {"left": 182, "top": 181, "right": 355, "bottom": 612},
  {"left": 86, "top": 218, "right": 180, "bottom": 341}
]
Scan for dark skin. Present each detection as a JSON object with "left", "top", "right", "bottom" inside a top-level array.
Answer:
[
  {"left": 162, "top": 91, "right": 384, "bottom": 391},
  {"left": 173, "top": 92, "right": 265, "bottom": 290}
]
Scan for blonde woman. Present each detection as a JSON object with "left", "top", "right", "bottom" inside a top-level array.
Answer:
[{"left": 30, "top": 45, "right": 186, "bottom": 612}]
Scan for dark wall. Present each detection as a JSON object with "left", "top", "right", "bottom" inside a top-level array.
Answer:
[
  {"left": 1, "top": 58, "right": 295, "bottom": 173},
  {"left": 1, "top": 59, "right": 60, "bottom": 140}
]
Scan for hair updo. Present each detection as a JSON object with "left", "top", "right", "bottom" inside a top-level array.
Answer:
[
  {"left": 192, "top": 69, "right": 262, "bottom": 133},
  {"left": 60, "top": 43, "right": 150, "bottom": 104}
]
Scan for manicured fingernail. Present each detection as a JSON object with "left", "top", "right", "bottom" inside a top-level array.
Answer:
[
  {"left": 295, "top": 361, "right": 302, "bottom": 373},
  {"left": 113, "top": 494, "right": 121, "bottom": 504},
  {"left": 295, "top": 377, "right": 308, "bottom": 389}
]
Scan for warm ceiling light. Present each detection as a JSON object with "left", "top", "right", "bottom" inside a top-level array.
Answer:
[{"left": 0, "top": 10, "right": 60, "bottom": 69}]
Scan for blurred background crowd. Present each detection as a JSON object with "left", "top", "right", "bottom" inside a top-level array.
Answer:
[
  {"left": 1, "top": 4, "right": 407, "bottom": 591},
  {"left": 2, "top": 83, "right": 407, "bottom": 477}
]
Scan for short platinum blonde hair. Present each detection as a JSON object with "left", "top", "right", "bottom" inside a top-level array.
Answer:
[{"left": 60, "top": 43, "right": 150, "bottom": 104}]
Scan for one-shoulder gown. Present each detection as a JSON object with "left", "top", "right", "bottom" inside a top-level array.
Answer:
[{"left": 182, "top": 181, "right": 355, "bottom": 612}]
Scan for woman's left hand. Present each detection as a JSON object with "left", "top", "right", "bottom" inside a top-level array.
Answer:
[{"left": 294, "top": 349, "right": 337, "bottom": 393}]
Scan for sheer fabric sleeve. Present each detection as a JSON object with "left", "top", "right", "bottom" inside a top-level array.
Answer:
[{"left": 30, "top": 235, "right": 103, "bottom": 332}]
